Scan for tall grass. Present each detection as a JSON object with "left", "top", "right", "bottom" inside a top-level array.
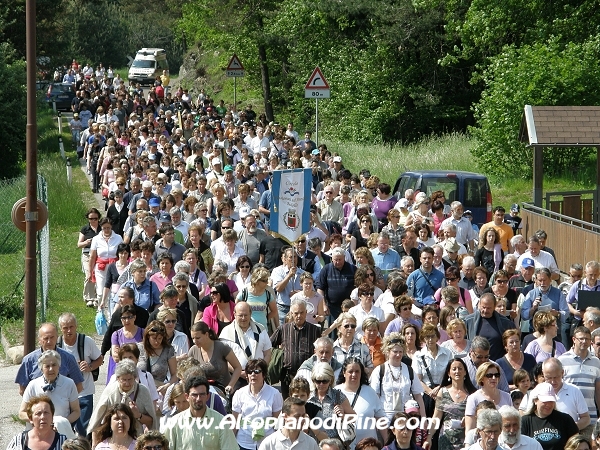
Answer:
[
  {"left": 332, "top": 132, "right": 596, "bottom": 209},
  {"left": 1, "top": 108, "right": 98, "bottom": 344},
  {"left": 330, "top": 133, "right": 478, "bottom": 187}
]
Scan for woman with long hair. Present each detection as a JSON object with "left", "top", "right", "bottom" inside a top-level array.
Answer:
[
  {"left": 202, "top": 282, "right": 235, "bottom": 336},
  {"left": 336, "top": 357, "right": 387, "bottom": 445},
  {"left": 464, "top": 361, "right": 513, "bottom": 433},
  {"left": 425, "top": 358, "right": 477, "bottom": 450},
  {"left": 93, "top": 404, "right": 137, "bottom": 450},
  {"left": 138, "top": 320, "right": 178, "bottom": 395},
  {"left": 188, "top": 321, "right": 242, "bottom": 393}
]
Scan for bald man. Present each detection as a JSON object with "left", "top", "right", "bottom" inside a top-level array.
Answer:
[{"left": 15, "top": 323, "right": 84, "bottom": 395}]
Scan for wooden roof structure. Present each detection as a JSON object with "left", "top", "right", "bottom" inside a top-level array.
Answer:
[
  {"left": 519, "top": 105, "right": 600, "bottom": 217},
  {"left": 519, "top": 105, "right": 600, "bottom": 146}
]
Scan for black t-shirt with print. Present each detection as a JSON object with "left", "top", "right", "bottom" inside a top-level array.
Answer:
[{"left": 521, "top": 409, "right": 578, "bottom": 450}]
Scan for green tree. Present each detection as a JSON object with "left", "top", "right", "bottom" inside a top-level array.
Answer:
[
  {"left": 0, "top": 42, "right": 26, "bottom": 178},
  {"left": 471, "top": 37, "right": 600, "bottom": 178}
]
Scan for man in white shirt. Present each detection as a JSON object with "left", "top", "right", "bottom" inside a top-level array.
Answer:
[
  {"left": 497, "top": 405, "right": 543, "bottom": 450},
  {"left": 251, "top": 127, "right": 270, "bottom": 157},
  {"left": 258, "top": 397, "right": 319, "bottom": 450},
  {"left": 519, "top": 358, "right": 590, "bottom": 430},
  {"left": 441, "top": 201, "right": 476, "bottom": 252},
  {"left": 516, "top": 235, "right": 560, "bottom": 280}
]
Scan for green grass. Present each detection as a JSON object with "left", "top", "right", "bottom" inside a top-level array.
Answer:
[
  {"left": 331, "top": 132, "right": 596, "bottom": 209},
  {"left": 1, "top": 107, "right": 98, "bottom": 345}
]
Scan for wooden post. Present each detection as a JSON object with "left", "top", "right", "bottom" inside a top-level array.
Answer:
[{"left": 533, "top": 145, "right": 543, "bottom": 208}]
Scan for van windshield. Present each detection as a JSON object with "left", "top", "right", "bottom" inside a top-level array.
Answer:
[
  {"left": 421, "top": 178, "right": 459, "bottom": 203},
  {"left": 131, "top": 60, "right": 155, "bottom": 69}
]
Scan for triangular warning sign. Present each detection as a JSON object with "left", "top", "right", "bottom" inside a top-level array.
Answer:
[
  {"left": 226, "top": 54, "right": 244, "bottom": 71},
  {"left": 305, "top": 67, "right": 330, "bottom": 89}
]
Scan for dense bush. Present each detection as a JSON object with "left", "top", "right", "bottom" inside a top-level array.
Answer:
[{"left": 470, "top": 37, "right": 600, "bottom": 178}]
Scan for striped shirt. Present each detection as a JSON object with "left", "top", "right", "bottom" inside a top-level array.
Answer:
[{"left": 559, "top": 350, "right": 600, "bottom": 423}]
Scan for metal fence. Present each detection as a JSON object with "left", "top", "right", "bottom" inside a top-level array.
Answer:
[{"left": 0, "top": 175, "right": 49, "bottom": 321}]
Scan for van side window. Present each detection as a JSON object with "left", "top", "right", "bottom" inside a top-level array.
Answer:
[{"left": 463, "top": 178, "right": 487, "bottom": 207}]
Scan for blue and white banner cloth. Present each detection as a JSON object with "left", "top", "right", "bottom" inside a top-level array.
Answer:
[{"left": 270, "top": 168, "right": 312, "bottom": 243}]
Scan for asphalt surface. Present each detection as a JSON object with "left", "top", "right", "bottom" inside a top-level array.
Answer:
[
  {"left": 0, "top": 143, "right": 109, "bottom": 449},
  {"left": 0, "top": 336, "right": 110, "bottom": 449}
]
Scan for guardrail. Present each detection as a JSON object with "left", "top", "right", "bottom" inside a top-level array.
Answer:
[{"left": 521, "top": 202, "right": 600, "bottom": 269}]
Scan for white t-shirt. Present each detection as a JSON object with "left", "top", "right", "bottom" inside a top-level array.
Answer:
[{"left": 61, "top": 334, "right": 102, "bottom": 397}]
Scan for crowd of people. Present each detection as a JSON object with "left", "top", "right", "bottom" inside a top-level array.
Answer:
[{"left": 12, "top": 61, "right": 600, "bottom": 450}]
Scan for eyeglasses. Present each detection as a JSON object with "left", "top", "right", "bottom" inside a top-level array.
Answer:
[
  {"left": 149, "top": 327, "right": 164, "bottom": 333},
  {"left": 480, "top": 429, "right": 501, "bottom": 437},
  {"left": 239, "top": 265, "right": 250, "bottom": 269},
  {"left": 324, "top": 191, "right": 333, "bottom": 194},
  {"left": 446, "top": 278, "right": 458, "bottom": 282},
  {"left": 121, "top": 315, "right": 134, "bottom": 320},
  {"left": 297, "top": 239, "right": 306, "bottom": 243},
  {"left": 175, "top": 284, "right": 187, "bottom": 289},
  {"left": 391, "top": 215, "right": 400, "bottom": 218},
  {"left": 496, "top": 279, "right": 509, "bottom": 284},
  {"left": 484, "top": 372, "right": 500, "bottom": 379},
  {"left": 314, "top": 379, "right": 330, "bottom": 384},
  {"left": 343, "top": 324, "right": 357, "bottom": 329},
  {"left": 248, "top": 369, "right": 263, "bottom": 375},
  {"left": 361, "top": 291, "right": 375, "bottom": 296},
  {"left": 401, "top": 307, "right": 411, "bottom": 311},
  {"left": 389, "top": 338, "right": 403, "bottom": 345},
  {"left": 163, "top": 320, "right": 177, "bottom": 324},
  {"left": 143, "top": 446, "right": 163, "bottom": 450},
  {"left": 221, "top": 226, "right": 232, "bottom": 229},
  {"left": 210, "top": 291, "right": 219, "bottom": 295},
  {"left": 199, "top": 209, "right": 208, "bottom": 212},
  {"left": 117, "top": 183, "right": 125, "bottom": 186},
  {"left": 156, "top": 182, "right": 164, "bottom": 186},
  {"left": 88, "top": 217, "right": 99, "bottom": 220},
  {"left": 574, "top": 336, "right": 591, "bottom": 343}
]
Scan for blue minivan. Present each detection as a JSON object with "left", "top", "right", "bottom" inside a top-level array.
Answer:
[{"left": 392, "top": 170, "right": 492, "bottom": 226}]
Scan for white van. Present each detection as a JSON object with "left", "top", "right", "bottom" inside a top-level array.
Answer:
[{"left": 128, "top": 48, "right": 169, "bottom": 85}]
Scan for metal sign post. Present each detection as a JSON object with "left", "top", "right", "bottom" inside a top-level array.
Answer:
[
  {"left": 304, "top": 67, "right": 330, "bottom": 146},
  {"left": 226, "top": 54, "right": 245, "bottom": 107}
]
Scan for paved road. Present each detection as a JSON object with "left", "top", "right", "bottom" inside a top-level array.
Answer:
[
  {"left": 0, "top": 152, "right": 108, "bottom": 449},
  {"left": 0, "top": 335, "right": 110, "bottom": 449}
]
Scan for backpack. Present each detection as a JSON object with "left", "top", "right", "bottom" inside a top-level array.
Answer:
[
  {"left": 240, "top": 287, "right": 272, "bottom": 304},
  {"left": 378, "top": 361, "right": 414, "bottom": 397},
  {"left": 58, "top": 334, "right": 99, "bottom": 382}
]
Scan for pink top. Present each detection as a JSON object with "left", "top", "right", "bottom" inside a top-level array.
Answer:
[
  {"left": 149, "top": 270, "right": 175, "bottom": 292},
  {"left": 202, "top": 301, "right": 235, "bottom": 336}
]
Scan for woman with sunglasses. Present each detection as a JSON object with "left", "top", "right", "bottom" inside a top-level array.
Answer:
[
  {"left": 385, "top": 295, "right": 421, "bottom": 336},
  {"left": 464, "top": 361, "right": 512, "bottom": 433},
  {"left": 336, "top": 357, "right": 387, "bottom": 446},
  {"left": 435, "top": 267, "right": 474, "bottom": 314},
  {"left": 351, "top": 265, "right": 384, "bottom": 304},
  {"left": 108, "top": 304, "right": 144, "bottom": 382},
  {"left": 202, "top": 282, "right": 235, "bottom": 336},
  {"left": 349, "top": 283, "right": 386, "bottom": 339},
  {"left": 482, "top": 269, "right": 518, "bottom": 320},
  {"left": 370, "top": 332, "right": 426, "bottom": 421},
  {"left": 230, "top": 255, "right": 253, "bottom": 292},
  {"left": 152, "top": 296, "right": 188, "bottom": 359},
  {"left": 138, "top": 320, "right": 178, "bottom": 395},
  {"left": 309, "top": 362, "right": 356, "bottom": 443},
  {"left": 381, "top": 208, "right": 404, "bottom": 250},
  {"left": 78, "top": 208, "right": 102, "bottom": 307},
  {"left": 425, "top": 358, "right": 477, "bottom": 450},
  {"left": 231, "top": 359, "right": 283, "bottom": 450},
  {"left": 333, "top": 313, "right": 374, "bottom": 375},
  {"left": 350, "top": 212, "right": 375, "bottom": 256}
]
